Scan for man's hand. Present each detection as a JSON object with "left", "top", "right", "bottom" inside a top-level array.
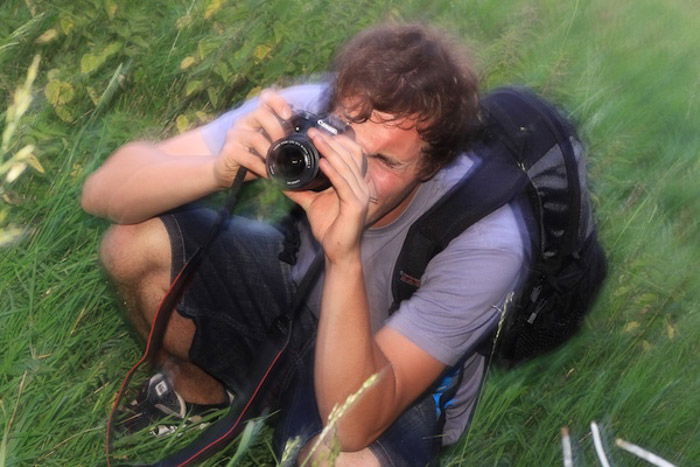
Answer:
[
  {"left": 214, "top": 89, "right": 293, "bottom": 187},
  {"left": 81, "top": 89, "right": 293, "bottom": 224},
  {"left": 284, "top": 127, "right": 370, "bottom": 263}
]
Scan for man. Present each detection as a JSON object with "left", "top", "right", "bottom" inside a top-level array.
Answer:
[{"left": 82, "top": 23, "right": 526, "bottom": 465}]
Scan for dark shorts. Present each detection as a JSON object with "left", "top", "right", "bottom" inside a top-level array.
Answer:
[{"left": 161, "top": 205, "right": 441, "bottom": 466}]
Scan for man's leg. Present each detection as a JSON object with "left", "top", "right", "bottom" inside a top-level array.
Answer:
[{"left": 99, "top": 218, "right": 225, "bottom": 405}]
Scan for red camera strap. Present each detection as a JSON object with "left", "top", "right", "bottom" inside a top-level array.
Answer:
[
  {"left": 105, "top": 169, "right": 246, "bottom": 465},
  {"left": 105, "top": 167, "right": 324, "bottom": 466}
]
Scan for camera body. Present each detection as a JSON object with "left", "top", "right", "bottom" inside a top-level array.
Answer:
[{"left": 266, "top": 111, "right": 347, "bottom": 191}]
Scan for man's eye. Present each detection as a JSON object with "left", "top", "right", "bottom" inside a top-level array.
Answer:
[{"left": 373, "top": 154, "right": 399, "bottom": 168}]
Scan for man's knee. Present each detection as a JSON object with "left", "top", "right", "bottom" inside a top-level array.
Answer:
[{"left": 100, "top": 218, "right": 171, "bottom": 284}]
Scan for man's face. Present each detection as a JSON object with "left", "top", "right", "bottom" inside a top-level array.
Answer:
[{"left": 343, "top": 110, "right": 427, "bottom": 228}]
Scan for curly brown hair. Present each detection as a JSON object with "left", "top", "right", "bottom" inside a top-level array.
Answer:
[{"left": 328, "top": 23, "right": 480, "bottom": 177}]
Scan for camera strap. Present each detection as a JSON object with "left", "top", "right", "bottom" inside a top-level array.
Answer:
[{"left": 105, "top": 167, "right": 324, "bottom": 466}]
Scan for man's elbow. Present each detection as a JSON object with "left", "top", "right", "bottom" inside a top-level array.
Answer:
[
  {"left": 81, "top": 180, "right": 136, "bottom": 223},
  {"left": 80, "top": 142, "right": 142, "bottom": 220},
  {"left": 81, "top": 168, "right": 121, "bottom": 220},
  {"left": 80, "top": 173, "right": 103, "bottom": 217}
]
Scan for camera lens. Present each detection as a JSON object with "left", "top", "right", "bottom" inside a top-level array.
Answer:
[
  {"left": 275, "top": 145, "right": 307, "bottom": 179},
  {"left": 265, "top": 112, "right": 332, "bottom": 191},
  {"left": 267, "top": 137, "right": 326, "bottom": 190}
]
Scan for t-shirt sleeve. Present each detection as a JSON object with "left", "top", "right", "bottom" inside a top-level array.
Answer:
[
  {"left": 386, "top": 205, "right": 526, "bottom": 366},
  {"left": 199, "top": 82, "right": 329, "bottom": 155}
]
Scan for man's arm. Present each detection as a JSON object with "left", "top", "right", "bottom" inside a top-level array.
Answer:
[
  {"left": 315, "top": 256, "right": 446, "bottom": 451},
  {"left": 81, "top": 130, "right": 222, "bottom": 224},
  {"left": 81, "top": 90, "right": 292, "bottom": 224}
]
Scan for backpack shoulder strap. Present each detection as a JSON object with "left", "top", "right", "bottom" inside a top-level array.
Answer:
[
  {"left": 389, "top": 89, "right": 533, "bottom": 312},
  {"left": 389, "top": 151, "right": 527, "bottom": 312},
  {"left": 389, "top": 86, "right": 578, "bottom": 312}
]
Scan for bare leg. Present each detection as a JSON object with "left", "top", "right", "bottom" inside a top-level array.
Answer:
[{"left": 100, "top": 218, "right": 225, "bottom": 405}]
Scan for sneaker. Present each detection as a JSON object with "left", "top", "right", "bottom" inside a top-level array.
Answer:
[{"left": 118, "top": 372, "right": 233, "bottom": 437}]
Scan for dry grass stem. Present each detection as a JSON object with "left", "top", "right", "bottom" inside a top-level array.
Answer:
[
  {"left": 590, "top": 421, "right": 610, "bottom": 467},
  {"left": 301, "top": 373, "right": 380, "bottom": 467},
  {"left": 615, "top": 438, "right": 676, "bottom": 467},
  {"left": 560, "top": 426, "right": 573, "bottom": 467}
]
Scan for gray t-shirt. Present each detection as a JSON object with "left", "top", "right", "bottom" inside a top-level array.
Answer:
[{"left": 200, "top": 83, "right": 527, "bottom": 445}]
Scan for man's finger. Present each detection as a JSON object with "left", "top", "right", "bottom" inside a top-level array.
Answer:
[
  {"left": 309, "top": 129, "right": 364, "bottom": 180},
  {"left": 241, "top": 128, "right": 273, "bottom": 161},
  {"left": 260, "top": 89, "right": 293, "bottom": 121},
  {"left": 254, "top": 106, "right": 289, "bottom": 142}
]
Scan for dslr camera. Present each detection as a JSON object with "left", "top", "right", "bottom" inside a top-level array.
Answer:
[{"left": 266, "top": 111, "right": 348, "bottom": 191}]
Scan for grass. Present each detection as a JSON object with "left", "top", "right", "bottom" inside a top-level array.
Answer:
[{"left": 1, "top": 0, "right": 698, "bottom": 465}]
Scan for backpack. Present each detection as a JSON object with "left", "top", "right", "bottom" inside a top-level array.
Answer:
[{"left": 389, "top": 86, "right": 607, "bottom": 365}]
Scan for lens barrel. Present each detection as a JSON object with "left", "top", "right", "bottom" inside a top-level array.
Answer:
[{"left": 266, "top": 113, "right": 332, "bottom": 191}]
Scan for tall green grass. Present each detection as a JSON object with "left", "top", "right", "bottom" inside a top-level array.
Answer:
[{"left": 1, "top": 0, "right": 698, "bottom": 465}]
